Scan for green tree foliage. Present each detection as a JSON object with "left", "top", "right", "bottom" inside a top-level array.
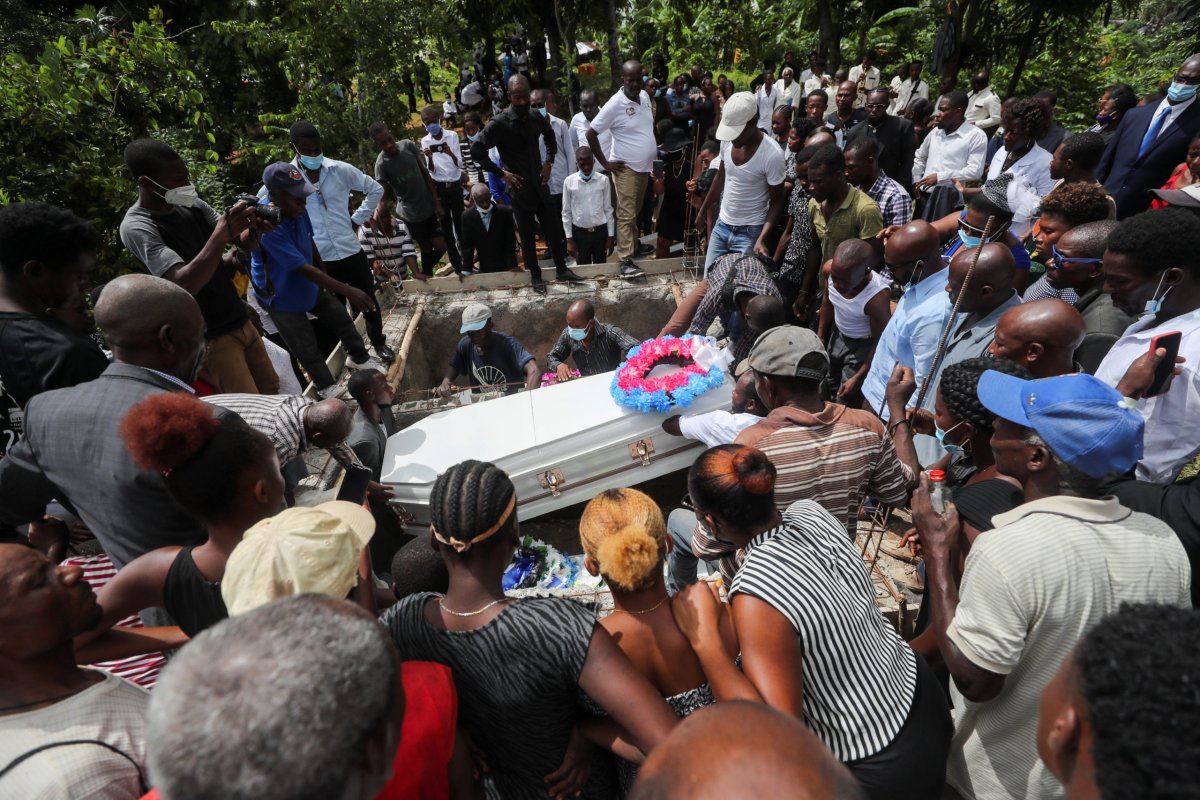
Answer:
[{"left": 0, "top": 6, "right": 218, "bottom": 274}]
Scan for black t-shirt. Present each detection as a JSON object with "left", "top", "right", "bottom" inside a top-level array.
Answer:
[
  {"left": 450, "top": 332, "right": 534, "bottom": 395},
  {"left": 0, "top": 313, "right": 108, "bottom": 458}
]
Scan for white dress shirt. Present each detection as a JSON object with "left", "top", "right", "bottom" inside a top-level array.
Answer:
[
  {"left": 570, "top": 112, "right": 611, "bottom": 173},
  {"left": 421, "top": 129, "right": 464, "bottom": 183},
  {"left": 1144, "top": 94, "right": 1199, "bottom": 142},
  {"left": 774, "top": 79, "right": 804, "bottom": 111},
  {"left": 912, "top": 122, "right": 989, "bottom": 186},
  {"left": 537, "top": 114, "right": 575, "bottom": 195},
  {"left": 755, "top": 84, "right": 776, "bottom": 131},
  {"left": 848, "top": 64, "right": 880, "bottom": 106},
  {"left": 561, "top": 171, "right": 615, "bottom": 235},
  {"left": 1094, "top": 307, "right": 1200, "bottom": 482},
  {"left": 803, "top": 74, "right": 836, "bottom": 108},
  {"left": 966, "top": 86, "right": 1002, "bottom": 131},
  {"left": 891, "top": 77, "right": 929, "bottom": 114}
]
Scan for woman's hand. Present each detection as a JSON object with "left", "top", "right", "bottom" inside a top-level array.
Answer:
[{"left": 544, "top": 725, "right": 593, "bottom": 799}]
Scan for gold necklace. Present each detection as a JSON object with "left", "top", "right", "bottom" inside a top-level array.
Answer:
[
  {"left": 616, "top": 595, "right": 668, "bottom": 615},
  {"left": 438, "top": 597, "right": 507, "bottom": 617}
]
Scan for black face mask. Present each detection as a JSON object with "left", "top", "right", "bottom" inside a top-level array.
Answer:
[{"left": 512, "top": 103, "right": 530, "bottom": 118}]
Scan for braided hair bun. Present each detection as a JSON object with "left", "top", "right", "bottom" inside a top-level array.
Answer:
[
  {"left": 731, "top": 447, "right": 776, "bottom": 495},
  {"left": 580, "top": 488, "right": 667, "bottom": 591}
]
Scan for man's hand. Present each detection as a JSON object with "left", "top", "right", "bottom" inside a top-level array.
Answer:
[
  {"left": 837, "top": 372, "right": 864, "bottom": 400},
  {"left": 1116, "top": 347, "right": 1185, "bottom": 400},
  {"left": 884, "top": 363, "right": 917, "bottom": 409},
  {"left": 951, "top": 177, "right": 967, "bottom": 194},
  {"left": 607, "top": 160, "right": 626, "bottom": 172},
  {"left": 435, "top": 378, "right": 457, "bottom": 398},
  {"left": 540, "top": 161, "right": 553, "bottom": 186},
  {"left": 606, "top": 236, "right": 614, "bottom": 255},
  {"left": 343, "top": 286, "right": 377, "bottom": 314},
  {"left": 502, "top": 169, "right": 525, "bottom": 189},
  {"left": 792, "top": 291, "right": 811, "bottom": 323},
  {"left": 218, "top": 200, "right": 256, "bottom": 243},
  {"left": 911, "top": 472, "right": 963, "bottom": 560},
  {"left": 566, "top": 238, "right": 577, "bottom": 258},
  {"left": 28, "top": 516, "right": 70, "bottom": 563},
  {"left": 753, "top": 236, "right": 773, "bottom": 260},
  {"left": 555, "top": 363, "right": 574, "bottom": 383},
  {"left": 876, "top": 224, "right": 900, "bottom": 242},
  {"left": 910, "top": 407, "right": 936, "bottom": 436},
  {"left": 915, "top": 174, "right": 939, "bottom": 192},
  {"left": 367, "top": 481, "right": 394, "bottom": 503},
  {"left": 670, "top": 581, "right": 723, "bottom": 648}
]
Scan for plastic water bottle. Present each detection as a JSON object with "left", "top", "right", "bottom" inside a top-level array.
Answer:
[{"left": 928, "top": 469, "right": 949, "bottom": 516}]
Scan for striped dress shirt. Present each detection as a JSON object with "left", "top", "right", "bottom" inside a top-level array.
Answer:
[{"left": 731, "top": 499, "right": 918, "bottom": 761}]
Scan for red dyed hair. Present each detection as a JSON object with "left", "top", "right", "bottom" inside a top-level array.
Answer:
[{"left": 120, "top": 393, "right": 220, "bottom": 473}]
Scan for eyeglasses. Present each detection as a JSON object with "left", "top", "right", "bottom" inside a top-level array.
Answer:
[
  {"left": 957, "top": 215, "right": 988, "bottom": 238},
  {"left": 864, "top": 102, "right": 888, "bottom": 109},
  {"left": 1050, "top": 244, "right": 1102, "bottom": 269}
]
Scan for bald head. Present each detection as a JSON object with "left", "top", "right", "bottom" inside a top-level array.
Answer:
[
  {"left": 1058, "top": 220, "right": 1118, "bottom": 261},
  {"left": 507, "top": 74, "right": 530, "bottom": 92},
  {"left": 831, "top": 239, "right": 873, "bottom": 286},
  {"left": 743, "top": 295, "right": 787, "bottom": 334},
  {"left": 630, "top": 702, "right": 865, "bottom": 800},
  {"left": 303, "top": 398, "right": 353, "bottom": 447},
  {"left": 565, "top": 299, "right": 595, "bottom": 329},
  {"left": 806, "top": 130, "right": 836, "bottom": 148},
  {"left": 947, "top": 243, "right": 1014, "bottom": 315},
  {"left": 95, "top": 273, "right": 206, "bottom": 381},
  {"left": 470, "top": 183, "right": 492, "bottom": 207},
  {"left": 885, "top": 220, "right": 943, "bottom": 284},
  {"left": 990, "top": 299, "right": 1086, "bottom": 378}
]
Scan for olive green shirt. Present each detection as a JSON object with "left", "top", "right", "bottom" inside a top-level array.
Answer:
[{"left": 809, "top": 186, "right": 884, "bottom": 264}]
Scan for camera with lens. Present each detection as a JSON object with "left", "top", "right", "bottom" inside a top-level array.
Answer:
[{"left": 233, "top": 194, "right": 281, "bottom": 226}]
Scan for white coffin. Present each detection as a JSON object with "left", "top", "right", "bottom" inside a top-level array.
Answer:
[{"left": 381, "top": 369, "right": 732, "bottom": 534}]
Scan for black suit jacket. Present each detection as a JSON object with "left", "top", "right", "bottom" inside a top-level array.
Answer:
[
  {"left": 1097, "top": 99, "right": 1200, "bottom": 218},
  {"left": 460, "top": 206, "right": 518, "bottom": 272},
  {"left": 846, "top": 115, "right": 916, "bottom": 191}
]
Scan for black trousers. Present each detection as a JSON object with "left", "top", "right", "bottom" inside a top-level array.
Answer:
[
  {"left": 404, "top": 215, "right": 442, "bottom": 277},
  {"left": 266, "top": 291, "right": 370, "bottom": 389},
  {"left": 324, "top": 249, "right": 385, "bottom": 349},
  {"left": 511, "top": 181, "right": 566, "bottom": 280},
  {"left": 572, "top": 225, "right": 608, "bottom": 265},
  {"left": 433, "top": 182, "right": 464, "bottom": 271}
]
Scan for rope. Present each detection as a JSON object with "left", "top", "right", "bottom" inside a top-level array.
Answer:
[{"left": 912, "top": 215, "right": 995, "bottom": 412}]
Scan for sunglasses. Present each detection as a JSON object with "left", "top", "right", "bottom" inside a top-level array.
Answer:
[
  {"left": 957, "top": 214, "right": 988, "bottom": 238},
  {"left": 1050, "top": 244, "right": 1102, "bottom": 269}
]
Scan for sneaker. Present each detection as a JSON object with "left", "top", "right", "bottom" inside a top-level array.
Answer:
[
  {"left": 619, "top": 259, "right": 646, "bottom": 279},
  {"left": 635, "top": 242, "right": 655, "bottom": 256},
  {"left": 347, "top": 356, "right": 385, "bottom": 372},
  {"left": 374, "top": 343, "right": 396, "bottom": 363},
  {"left": 318, "top": 384, "right": 345, "bottom": 400},
  {"left": 556, "top": 268, "right": 584, "bottom": 283}
]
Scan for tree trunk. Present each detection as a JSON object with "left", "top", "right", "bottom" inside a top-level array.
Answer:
[
  {"left": 606, "top": 0, "right": 621, "bottom": 86},
  {"left": 1004, "top": 6, "right": 1045, "bottom": 97},
  {"left": 856, "top": 0, "right": 875, "bottom": 63},
  {"left": 817, "top": 0, "right": 839, "bottom": 71}
]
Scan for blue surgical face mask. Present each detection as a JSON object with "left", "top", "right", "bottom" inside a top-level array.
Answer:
[
  {"left": 534, "top": 107, "right": 548, "bottom": 117},
  {"left": 580, "top": 169, "right": 593, "bottom": 181},
  {"left": 467, "top": 132, "right": 481, "bottom": 142},
  {"left": 935, "top": 419, "right": 968, "bottom": 455},
  {"left": 1144, "top": 270, "right": 1174, "bottom": 316},
  {"left": 568, "top": 325, "right": 589, "bottom": 341},
  {"left": 958, "top": 229, "right": 983, "bottom": 249},
  {"left": 297, "top": 152, "right": 324, "bottom": 170},
  {"left": 426, "top": 123, "right": 443, "bottom": 136},
  {"left": 1168, "top": 81, "right": 1199, "bottom": 103},
  {"left": 478, "top": 204, "right": 492, "bottom": 217}
]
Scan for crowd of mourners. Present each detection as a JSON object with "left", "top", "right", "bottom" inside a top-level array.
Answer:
[{"left": 2, "top": 32, "right": 1200, "bottom": 800}]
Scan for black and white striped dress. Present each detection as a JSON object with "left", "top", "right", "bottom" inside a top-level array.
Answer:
[
  {"left": 730, "top": 500, "right": 918, "bottom": 762},
  {"left": 382, "top": 594, "right": 617, "bottom": 799}
]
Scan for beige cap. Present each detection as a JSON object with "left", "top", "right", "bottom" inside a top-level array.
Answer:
[
  {"left": 746, "top": 325, "right": 829, "bottom": 380},
  {"left": 460, "top": 302, "right": 492, "bottom": 333},
  {"left": 221, "top": 501, "right": 375, "bottom": 617},
  {"left": 716, "top": 92, "right": 758, "bottom": 140}
]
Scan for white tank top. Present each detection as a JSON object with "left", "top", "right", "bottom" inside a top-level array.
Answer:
[{"left": 829, "top": 270, "right": 890, "bottom": 339}]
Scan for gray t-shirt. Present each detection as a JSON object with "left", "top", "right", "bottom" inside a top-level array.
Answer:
[
  {"left": 374, "top": 140, "right": 436, "bottom": 224},
  {"left": 119, "top": 200, "right": 246, "bottom": 339}
]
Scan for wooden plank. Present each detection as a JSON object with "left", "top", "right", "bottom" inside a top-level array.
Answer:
[{"left": 401, "top": 257, "right": 696, "bottom": 295}]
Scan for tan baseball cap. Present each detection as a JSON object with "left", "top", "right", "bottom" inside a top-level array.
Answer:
[
  {"left": 460, "top": 302, "right": 492, "bottom": 333},
  {"left": 221, "top": 500, "right": 375, "bottom": 617},
  {"left": 746, "top": 325, "right": 829, "bottom": 380}
]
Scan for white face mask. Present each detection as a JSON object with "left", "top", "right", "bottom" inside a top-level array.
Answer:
[{"left": 149, "top": 177, "right": 200, "bottom": 208}]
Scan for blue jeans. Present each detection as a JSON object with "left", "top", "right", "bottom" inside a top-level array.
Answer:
[
  {"left": 703, "top": 220, "right": 760, "bottom": 274},
  {"left": 666, "top": 508, "right": 717, "bottom": 595}
]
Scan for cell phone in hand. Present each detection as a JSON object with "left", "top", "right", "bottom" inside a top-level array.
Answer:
[
  {"left": 337, "top": 464, "right": 373, "bottom": 505},
  {"left": 653, "top": 159, "right": 664, "bottom": 175},
  {"left": 1145, "top": 330, "right": 1183, "bottom": 397}
]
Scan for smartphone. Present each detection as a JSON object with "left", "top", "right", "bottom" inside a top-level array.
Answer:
[
  {"left": 1145, "top": 330, "right": 1182, "bottom": 397},
  {"left": 337, "top": 464, "right": 373, "bottom": 505},
  {"left": 653, "top": 159, "right": 664, "bottom": 175}
]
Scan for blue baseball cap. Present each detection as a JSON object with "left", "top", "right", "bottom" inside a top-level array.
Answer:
[
  {"left": 977, "top": 370, "right": 1144, "bottom": 477},
  {"left": 262, "top": 162, "right": 317, "bottom": 198}
]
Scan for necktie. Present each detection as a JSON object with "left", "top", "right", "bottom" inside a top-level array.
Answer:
[{"left": 1138, "top": 107, "right": 1171, "bottom": 159}]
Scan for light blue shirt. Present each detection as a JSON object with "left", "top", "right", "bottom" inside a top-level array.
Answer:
[
  {"left": 862, "top": 267, "right": 952, "bottom": 419},
  {"left": 290, "top": 156, "right": 384, "bottom": 261}
]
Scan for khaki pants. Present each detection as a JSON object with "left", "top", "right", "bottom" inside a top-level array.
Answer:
[
  {"left": 610, "top": 165, "right": 649, "bottom": 261},
  {"left": 203, "top": 318, "right": 280, "bottom": 394}
]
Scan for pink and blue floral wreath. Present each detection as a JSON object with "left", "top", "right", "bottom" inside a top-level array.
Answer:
[{"left": 610, "top": 335, "right": 726, "bottom": 413}]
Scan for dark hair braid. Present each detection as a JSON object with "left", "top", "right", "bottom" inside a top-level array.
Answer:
[
  {"left": 938, "top": 357, "right": 1030, "bottom": 435},
  {"left": 430, "top": 460, "right": 515, "bottom": 545}
]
